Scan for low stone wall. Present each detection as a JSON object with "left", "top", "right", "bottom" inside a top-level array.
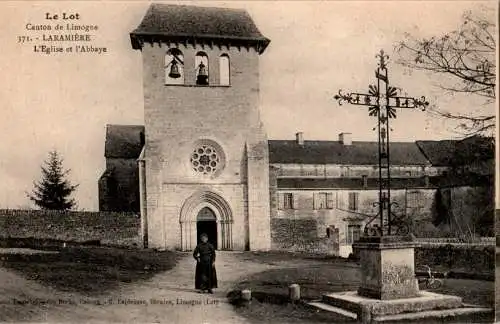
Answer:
[
  {"left": 415, "top": 244, "right": 494, "bottom": 275},
  {"left": 416, "top": 237, "right": 495, "bottom": 246},
  {"left": 0, "top": 209, "right": 141, "bottom": 248},
  {"left": 270, "top": 218, "right": 336, "bottom": 254}
]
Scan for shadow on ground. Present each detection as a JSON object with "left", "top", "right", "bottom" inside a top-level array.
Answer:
[
  {"left": 0, "top": 246, "right": 178, "bottom": 296},
  {"left": 229, "top": 252, "right": 495, "bottom": 324}
]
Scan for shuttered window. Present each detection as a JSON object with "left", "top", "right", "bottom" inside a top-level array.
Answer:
[
  {"left": 278, "top": 193, "right": 294, "bottom": 210},
  {"left": 346, "top": 224, "right": 361, "bottom": 244},
  {"left": 313, "top": 192, "right": 334, "bottom": 210},
  {"left": 326, "top": 192, "right": 334, "bottom": 209},
  {"left": 407, "top": 190, "right": 423, "bottom": 208},
  {"left": 336, "top": 191, "right": 345, "bottom": 209},
  {"left": 348, "top": 192, "right": 359, "bottom": 211}
]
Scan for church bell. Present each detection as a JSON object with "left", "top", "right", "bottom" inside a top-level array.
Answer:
[
  {"left": 196, "top": 62, "right": 209, "bottom": 85},
  {"left": 168, "top": 59, "right": 181, "bottom": 79}
]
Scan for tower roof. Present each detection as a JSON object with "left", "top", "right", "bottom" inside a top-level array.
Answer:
[{"left": 130, "top": 4, "right": 270, "bottom": 53}]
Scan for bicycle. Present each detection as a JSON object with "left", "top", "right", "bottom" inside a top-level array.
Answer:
[{"left": 417, "top": 265, "right": 444, "bottom": 289}]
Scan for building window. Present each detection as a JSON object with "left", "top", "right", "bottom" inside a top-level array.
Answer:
[
  {"left": 191, "top": 144, "right": 220, "bottom": 175},
  {"left": 165, "top": 48, "right": 184, "bottom": 85},
  {"left": 219, "top": 54, "right": 230, "bottom": 86},
  {"left": 362, "top": 175, "right": 368, "bottom": 189},
  {"left": 195, "top": 52, "right": 209, "bottom": 85},
  {"left": 279, "top": 193, "right": 294, "bottom": 210},
  {"left": 314, "top": 192, "right": 334, "bottom": 210},
  {"left": 190, "top": 139, "right": 225, "bottom": 177},
  {"left": 346, "top": 224, "right": 361, "bottom": 244},
  {"left": 348, "top": 192, "right": 359, "bottom": 211},
  {"left": 407, "top": 190, "right": 423, "bottom": 208}
]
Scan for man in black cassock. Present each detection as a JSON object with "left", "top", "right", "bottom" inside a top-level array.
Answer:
[{"left": 193, "top": 233, "right": 218, "bottom": 293}]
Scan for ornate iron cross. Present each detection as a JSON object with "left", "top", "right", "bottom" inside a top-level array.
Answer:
[{"left": 334, "top": 50, "right": 429, "bottom": 236}]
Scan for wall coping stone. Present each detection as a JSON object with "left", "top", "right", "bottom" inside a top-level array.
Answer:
[{"left": 353, "top": 235, "right": 419, "bottom": 250}]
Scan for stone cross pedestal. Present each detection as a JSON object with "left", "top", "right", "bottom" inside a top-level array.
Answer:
[
  {"left": 353, "top": 235, "right": 419, "bottom": 300},
  {"left": 310, "top": 234, "right": 495, "bottom": 323}
]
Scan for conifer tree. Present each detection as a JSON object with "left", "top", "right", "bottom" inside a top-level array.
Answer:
[{"left": 27, "top": 150, "right": 78, "bottom": 210}]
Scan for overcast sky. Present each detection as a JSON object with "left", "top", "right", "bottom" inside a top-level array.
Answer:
[{"left": 0, "top": 1, "right": 496, "bottom": 211}]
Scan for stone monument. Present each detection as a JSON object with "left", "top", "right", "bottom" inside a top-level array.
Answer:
[{"left": 309, "top": 50, "right": 492, "bottom": 323}]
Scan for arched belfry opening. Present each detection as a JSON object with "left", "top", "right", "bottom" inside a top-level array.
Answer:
[
  {"left": 180, "top": 191, "right": 233, "bottom": 251},
  {"left": 195, "top": 52, "right": 209, "bottom": 85},
  {"left": 219, "top": 54, "right": 230, "bottom": 86},
  {"left": 165, "top": 48, "right": 184, "bottom": 85}
]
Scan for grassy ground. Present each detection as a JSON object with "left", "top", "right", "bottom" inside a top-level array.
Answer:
[
  {"left": 0, "top": 246, "right": 178, "bottom": 296},
  {"left": 230, "top": 252, "right": 495, "bottom": 324}
]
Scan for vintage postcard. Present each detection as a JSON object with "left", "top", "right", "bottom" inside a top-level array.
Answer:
[{"left": 0, "top": 1, "right": 497, "bottom": 323}]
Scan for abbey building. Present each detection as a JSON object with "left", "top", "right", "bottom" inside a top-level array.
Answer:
[{"left": 98, "top": 4, "right": 494, "bottom": 256}]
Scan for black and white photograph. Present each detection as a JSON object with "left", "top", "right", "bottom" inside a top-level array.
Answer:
[{"left": 0, "top": 1, "right": 497, "bottom": 323}]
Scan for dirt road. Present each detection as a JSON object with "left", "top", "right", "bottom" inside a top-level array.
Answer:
[{"left": 0, "top": 251, "right": 279, "bottom": 323}]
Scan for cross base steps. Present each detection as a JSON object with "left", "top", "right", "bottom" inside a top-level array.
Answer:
[{"left": 307, "top": 290, "right": 493, "bottom": 323}]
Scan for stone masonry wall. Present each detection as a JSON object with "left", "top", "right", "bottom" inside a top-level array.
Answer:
[
  {"left": 141, "top": 41, "right": 266, "bottom": 250},
  {"left": 99, "top": 158, "right": 140, "bottom": 212},
  {"left": 270, "top": 218, "right": 336, "bottom": 254},
  {"left": 0, "top": 209, "right": 141, "bottom": 247}
]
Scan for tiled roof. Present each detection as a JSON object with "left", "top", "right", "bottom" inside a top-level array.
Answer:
[
  {"left": 104, "top": 125, "right": 145, "bottom": 159},
  {"left": 415, "top": 140, "right": 456, "bottom": 167},
  {"left": 102, "top": 124, "right": 493, "bottom": 169},
  {"left": 416, "top": 136, "right": 494, "bottom": 167},
  {"left": 268, "top": 140, "right": 430, "bottom": 165},
  {"left": 130, "top": 4, "right": 270, "bottom": 53}
]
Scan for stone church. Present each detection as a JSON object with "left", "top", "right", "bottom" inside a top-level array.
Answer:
[{"left": 98, "top": 4, "right": 494, "bottom": 256}]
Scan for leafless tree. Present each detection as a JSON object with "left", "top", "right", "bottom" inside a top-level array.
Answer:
[{"left": 396, "top": 9, "right": 496, "bottom": 136}]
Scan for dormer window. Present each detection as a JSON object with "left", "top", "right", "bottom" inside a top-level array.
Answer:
[
  {"left": 219, "top": 54, "right": 230, "bottom": 86},
  {"left": 165, "top": 48, "right": 184, "bottom": 85},
  {"left": 195, "top": 52, "right": 209, "bottom": 85}
]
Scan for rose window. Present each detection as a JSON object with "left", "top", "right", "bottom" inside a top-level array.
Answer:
[{"left": 191, "top": 145, "right": 221, "bottom": 175}]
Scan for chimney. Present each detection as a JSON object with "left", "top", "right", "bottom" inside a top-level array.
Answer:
[
  {"left": 339, "top": 132, "right": 352, "bottom": 146},
  {"left": 296, "top": 132, "right": 304, "bottom": 145}
]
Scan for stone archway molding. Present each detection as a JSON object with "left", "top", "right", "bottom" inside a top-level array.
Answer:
[{"left": 179, "top": 190, "right": 233, "bottom": 251}]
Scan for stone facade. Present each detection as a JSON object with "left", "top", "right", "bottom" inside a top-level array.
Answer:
[
  {"left": 140, "top": 44, "right": 270, "bottom": 251},
  {"left": 99, "top": 158, "right": 140, "bottom": 212},
  {"left": 268, "top": 158, "right": 438, "bottom": 256},
  {"left": 99, "top": 4, "right": 494, "bottom": 253},
  {"left": 131, "top": 4, "right": 271, "bottom": 251}
]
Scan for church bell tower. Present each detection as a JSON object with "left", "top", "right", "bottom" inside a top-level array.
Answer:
[{"left": 130, "top": 4, "right": 271, "bottom": 251}]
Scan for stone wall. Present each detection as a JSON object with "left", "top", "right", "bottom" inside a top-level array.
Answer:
[
  {"left": 0, "top": 209, "right": 141, "bottom": 247},
  {"left": 141, "top": 41, "right": 269, "bottom": 250},
  {"left": 273, "top": 188, "right": 435, "bottom": 243},
  {"left": 415, "top": 244, "right": 494, "bottom": 274},
  {"left": 99, "top": 158, "right": 140, "bottom": 212},
  {"left": 270, "top": 218, "right": 336, "bottom": 254}
]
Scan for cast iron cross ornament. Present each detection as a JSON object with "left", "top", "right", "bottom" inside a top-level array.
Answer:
[{"left": 334, "top": 50, "right": 429, "bottom": 237}]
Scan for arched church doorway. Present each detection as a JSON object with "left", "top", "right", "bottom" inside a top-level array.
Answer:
[
  {"left": 179, "top": 190, "right": 233, "bottom": 251},
  {"left": 196, "top": 207, "right": 217, "bottom": 249}
]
